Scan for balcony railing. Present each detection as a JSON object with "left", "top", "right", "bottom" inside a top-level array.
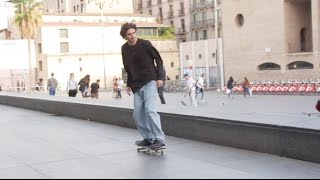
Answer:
[
  {"left": 191, "top": 2, "right": 207, "bottom": 11},
  {"left": 190, "top": 0, "right": 222, "bottom": 11},
  {"left": 176, "top": 27, "right": 187, "bottom": 35},
  {"left": 191, "top": 19, "right": 222, "bottom": 29}
]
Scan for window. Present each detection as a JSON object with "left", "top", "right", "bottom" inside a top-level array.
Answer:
[
  {"left": 287, "top": 61, "right": 313, "bottom": 70},
  {"left": 37, "top": 43, "right": 42, "bottom": 53},
  {"left": 159, "top": 8, "right": 163, "bottom": 20},
  {"left": 149, "top": 9, "right": 152, "bottom": 15},
  {"left": 81, "top": 3, "right": 84, "bottom": 13},
  {"left": 170, "top": 21, "right": 174, "bottom": 28},
  {"left": 181, "top": 19, "right": 185, "bottom": 32},
  {"left": 59, "top": 29, "right": 68, "bottom": 38},
  {"left": 179, "top": 2, "right": 185, "bottom": 16},
  {"left": 39, "top": 61, "right": 43, "bottom": 71},
  {"left": 235, "top": 14, "right": 244, "bottom": 27},
  {"left": 171, "top": 62, "right": 174, "bottom": 67},
  {"left": 202, "top": 30, "right": 207, "bottom": 40},
  {"left": 258, "top": 63, "right": 281, "bottom": 71},
  {"left": 60, "top": 42, "right": 69, "bottom": 53}
]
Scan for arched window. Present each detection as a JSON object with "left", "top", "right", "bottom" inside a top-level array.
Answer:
[
  {"left": 258, "top": 62, "right": 281, "bottom": 71},
  {"left": 287, "top": 61, "right": 313, "bottom": 70}
]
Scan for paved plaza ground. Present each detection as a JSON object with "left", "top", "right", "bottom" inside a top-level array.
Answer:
[
  {"left": 1, "top": 103, "right": 320, "bottom": 179},
  {"left": 1, "top": 90, "right": 320, "bottom": 178}
]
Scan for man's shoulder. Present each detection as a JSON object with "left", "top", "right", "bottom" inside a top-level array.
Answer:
[
  {"left": 139, "top": 39, "right": 151, "bottom": 45},
  {"left": 121, "top": 42, "right": 129, "bottom": 48}
]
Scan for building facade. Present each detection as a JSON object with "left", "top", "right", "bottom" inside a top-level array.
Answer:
[
  {"left": 133, "top": 0, "right": 191, "bottom": 42},
  {"left": 43, "top": 0, "right": 133, "bottom": 14},
  {"left": 221, "top": 0, "right": 319, "bottom": 82},
  {"left": 35, "top": 14, "right": 180, "bottom": 90},
  {"left": 0, "top": 0, "right": 14, "bottom": 40},
  {"left": 190, "top": 0, "right": 221, "bottom": 41}
]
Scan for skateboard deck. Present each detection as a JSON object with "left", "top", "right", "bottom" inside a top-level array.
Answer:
[
  {"left": 302, "top": 112, "right": 320, "bottom": 117},
  {"left": 198, "top": 100, "right": 207, "bottom": 105},
  {"left": 137, "top": 146, "right": 166, "bottom": 156},
  {"left": 181, "top": 100, "right": 188, "bottom": 106}
]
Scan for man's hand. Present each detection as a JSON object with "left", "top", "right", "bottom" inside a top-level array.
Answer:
[
  {"left": 157, "top": 80, "right": 164, "bottom": 88},
  {"left": 127, "top": 87, "right": 132, "bottom": 96}
]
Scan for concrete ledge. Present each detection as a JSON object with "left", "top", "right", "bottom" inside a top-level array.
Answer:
[{"left": 1, "top": 95, "right": 320, "bottom": 164}]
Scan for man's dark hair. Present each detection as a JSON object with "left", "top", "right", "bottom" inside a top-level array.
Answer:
[{"left": 120, "top": 22, "right": 137, "bottom": 38}]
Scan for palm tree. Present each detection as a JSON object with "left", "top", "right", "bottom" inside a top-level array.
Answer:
[{"left": 12, "top": 0, "right": 42, "bottom": 91}]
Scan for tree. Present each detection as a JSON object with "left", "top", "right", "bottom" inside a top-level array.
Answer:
[
  {"left": 158, "top": 27, "right": 175, "bottom": 39},
  {"left": 13, "top": 0, "right": 42, "bottom": 91}
]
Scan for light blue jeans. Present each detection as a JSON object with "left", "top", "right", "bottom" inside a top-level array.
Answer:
[{"left": 133, "top": 81, "right": 165, "bottom": 144}]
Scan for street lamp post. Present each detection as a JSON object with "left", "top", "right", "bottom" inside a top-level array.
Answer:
[
  {"left": 214, "top": 0, "right": 224, "bottom": 89},
  {"left": 95, "top": 0, "right": 107, "bottom": 90},
  {"left": 95, "top": 0, "right": 119, "bottom": 90}
]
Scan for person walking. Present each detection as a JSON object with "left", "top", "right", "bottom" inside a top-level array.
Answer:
[
  {"left": 158, "top": 65, "right": 166, "bottom": 104},
  {"left": 195, "top": 73, "right": 205, "bottom": 103},
  {"left": 66, "top": 73, "right": 78, "bottom": 97},
  {"left": 120, "top": 22, "right": 166, "bottom": 150},
  {"left": 78, "top": 74, "right": 90, "bottom": 98},
  {"left": 47, "top": 73, "right": 58, "bottom": 96},
  {"left": 90, "top": 79, "right": 100, "bottom": 99},
  {"left": 227, "top": 76, "right": 234, "bottom": 99},
  {"left": 184, "top": 74, "right": 197, "bottom": 107},
  {"left": 117, "top": 77, "right": 124, "bottom": 98},
  {"left": 243, "top": 77, "right": 251, "bottom": 97}
]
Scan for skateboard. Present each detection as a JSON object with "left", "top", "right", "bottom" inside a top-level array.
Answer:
[
  {"left": 181, "top": 100, "right": 188, "bottom": 106},
  {"left": 198, "top": 100, "right": 207, "bottom": 105},
  {"left": 302, "top": 112, "right": 320, "bottom": 117},
  {"left": 137, "top": 146, "right": 166, "bottom": 156}
]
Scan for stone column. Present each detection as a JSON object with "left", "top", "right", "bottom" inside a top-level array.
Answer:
[{"left": 312, "top": 0, "right": 320, "bottom": 69}]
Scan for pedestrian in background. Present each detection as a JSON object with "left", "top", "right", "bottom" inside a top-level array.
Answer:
[
  {"left": 47, "top": 73, "right": 58, "bottom": 96},
  {"left": 195, "top": 73, "right": 205, "bottom": 103},
  {"left": 227, "top": 76, "right": 234, "bottom": 99},
  {"left": 243, "top": 77, "right": 251, "bottom": 97},
  {"left": 184, "top": 74, "right": 197, "bottom": 107},
  {"left": 79, "top": 74, "right": 90, "bottom": 98},
  {"left": 90, "top": 79, "right": 100, "bottom": 99},
  {"left": 158, "top": 65, "right": 166, "bottom": 104},
  {"left": 66, "top": 73, "right": 78, "bottom": 97}
]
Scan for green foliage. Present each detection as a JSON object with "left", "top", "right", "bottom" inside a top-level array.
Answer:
[
  {"left": 141, "top": 27, "right": 176, "bottom": 40},
  {"left": 158, "top": 27, "right": 175, "bottom": 38},
  {"left": 13, "top": 0, "right": 43, "bottom": 39}
]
